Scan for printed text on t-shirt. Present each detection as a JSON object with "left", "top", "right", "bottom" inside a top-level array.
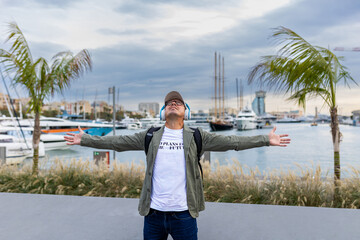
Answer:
[{"left": 158, "top": 141, "right": 184, "bottom": 150}]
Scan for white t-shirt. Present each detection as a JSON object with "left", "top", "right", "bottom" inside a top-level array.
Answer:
[{"left": 150, "top": 126, "right": 188, "bottom": 211}]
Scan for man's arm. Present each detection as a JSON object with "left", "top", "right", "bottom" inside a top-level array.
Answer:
[
  {"left": 199, "top": 128, "right": 270, "bottom": 152},
  {"left": 199, "top": 126, "right": 290, "bottom": 152},
  {"left": 64, "top": 126, "right": 147, "bottom": 152}
]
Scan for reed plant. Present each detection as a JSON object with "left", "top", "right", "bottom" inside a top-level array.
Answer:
[{"left": 0, "top": 158, "right": 359, "bottom": 209}]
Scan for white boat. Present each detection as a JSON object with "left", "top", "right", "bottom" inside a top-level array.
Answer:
[
  {"left": 139, "top": 114, "right": 164, "bottom": 129},
  {"left": 256, "top": 113, "right": 276, "bottom": 129},
  {"left": 236, "top": 106, "right": 257, "bottom": 130},
  {"left": 0, "top": 126, "right": 69, "bottom": 151},
  {"left": 1, "top": 117, "right": 113, "bottom": 136},
  {"left": 340, "top": 117, "right": 354, "bottom": 126},
  {"left": 40, "top": 134, "right": 70, "bottom": 151},
  {"left": 127, "top": 122, "right": 142, "bottom": 130},
  {"left": 297, "top": 115, "right": 315, "bottom": 123},
  {"left": 277, "top": 116, "right": 301, "bottom": 123},
  {"left": 0, "top": 135, "right": 30, "bottom": 164},
  {"left": 114, "top": 115, "right": 143, "bottom": 130},
  {"left": 0, "top": 134, "right": 45, "bottom": 164}
]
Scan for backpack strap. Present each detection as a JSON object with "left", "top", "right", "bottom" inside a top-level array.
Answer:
[
  {"left": 145, "top": 127, "right": 161, "bottom": 155},
  {"left": 190, "top": 127, "right": 203, "bottom": 181}
]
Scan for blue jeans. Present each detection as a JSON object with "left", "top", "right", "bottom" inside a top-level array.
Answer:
[{"left": 143, "top": 208, "right": 198, "bottom": 240}]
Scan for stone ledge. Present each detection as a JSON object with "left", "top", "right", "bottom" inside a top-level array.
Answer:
[{"left": 0, "top": 193, "right": 358, "bottom": 240}]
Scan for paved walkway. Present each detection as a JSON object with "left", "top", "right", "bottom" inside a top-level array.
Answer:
[{"left": 0, "top": 193, "right": 358, "bottom": 240}]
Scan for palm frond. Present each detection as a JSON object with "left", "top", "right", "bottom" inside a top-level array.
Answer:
[
  {"left": 50, "top": 49, "right": 92, "bottom": 94},
  {"left": 5, "top": 22, "right": 33, "bottom": 65},
  {"left": 248, "top": 26, "right": 355, "bottom": 109}
]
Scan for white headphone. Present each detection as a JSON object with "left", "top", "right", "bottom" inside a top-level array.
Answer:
[{"left": 160, "top": 103, "right": 191, "bottom": 121}]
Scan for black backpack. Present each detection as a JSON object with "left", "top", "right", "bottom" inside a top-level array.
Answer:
[{"left": 144, "top": 127, "right": 204, "bottom": 180}]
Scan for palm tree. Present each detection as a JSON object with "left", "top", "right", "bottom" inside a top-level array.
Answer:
[
  {"left": 248, "top": 26, "right": 357, "bottom": 184},
  {"left": 0, "top": 22, "right": 92, "bottom": 174}
]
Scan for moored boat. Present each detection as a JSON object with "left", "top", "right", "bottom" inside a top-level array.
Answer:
[
  {"left": 0, "top": 126, "right": 69, "bottom": 151},
  {"left": 0, "top": 134, "right": 45, "bottom": 164},
  {"left": 1, "top": 117, "right": 112, "bottom": 136},
  {"left": 209, "top": 120, "right": 233, "bottom": 131},
  {"left": 277, "top": 116, "right": 301, "bottom": 123},
  {"left": 236, "top": 106, "right": 257, "bottom": 130}
]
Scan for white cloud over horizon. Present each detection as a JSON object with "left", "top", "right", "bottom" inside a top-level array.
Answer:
[{"left": 0, "top": 0, "right": 359, "bottom": 115}]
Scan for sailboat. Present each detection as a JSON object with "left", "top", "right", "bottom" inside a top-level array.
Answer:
[{"left": 209, "top": 52, "right": 233, "bottom": 131}]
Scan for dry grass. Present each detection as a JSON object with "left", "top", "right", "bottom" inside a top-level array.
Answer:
[{"left": 0, "top": 158, "right": 359, "bottom": 209}]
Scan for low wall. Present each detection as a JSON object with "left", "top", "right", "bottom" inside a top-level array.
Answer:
[{"left": 0, "top": 193, "right": 358, "bottom": 240}]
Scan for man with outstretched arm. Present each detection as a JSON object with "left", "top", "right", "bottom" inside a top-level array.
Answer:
[{"left": 64, "top": 91, "right": 291, "bottom": 240}]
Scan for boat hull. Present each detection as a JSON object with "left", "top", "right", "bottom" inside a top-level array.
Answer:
[
  {"left": 209, "top": 122, "right": 233, "bottom": 131},
  {"left": 236, "top": 119, "right": 257, "bottom": 130},
  {"left": 42, "top": 127, "right": 113, "bottom": 136},
  {"left": 41, "top": 134, "right": 70, "bottom": 151}
]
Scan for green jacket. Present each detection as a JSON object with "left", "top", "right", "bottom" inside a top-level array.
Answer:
[{"left": 80, "top": 125, "right": 270, "bottom": 218}]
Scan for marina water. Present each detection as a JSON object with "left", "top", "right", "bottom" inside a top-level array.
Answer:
[{"left": 35, "top": 123, "right": 360, "bottom": 177}]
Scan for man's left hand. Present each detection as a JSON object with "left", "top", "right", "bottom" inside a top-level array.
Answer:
[{"left": 268, "top": 126, "right": 291, "bottom": 147}]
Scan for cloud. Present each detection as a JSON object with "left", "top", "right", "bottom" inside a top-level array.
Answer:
[
  {"left": 97, "top": 28, "right": 148, "bottom": 36},
  {"left": 2, "top": 0, "right": 79, "bottom": 8},
  {"left": 115, "top": 2, "right": 165, "bottom": 18},
  {"left": 1, "top": 0, "right": 359, "bottom": 114}
]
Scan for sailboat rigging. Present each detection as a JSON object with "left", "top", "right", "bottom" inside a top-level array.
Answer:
[{"left": 209, "top": 52, "right": 233, "bottom": 131}]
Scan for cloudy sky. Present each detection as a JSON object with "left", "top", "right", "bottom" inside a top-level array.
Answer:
[{"left": 0, "top": 0, "right": 359, "bottom": 115}]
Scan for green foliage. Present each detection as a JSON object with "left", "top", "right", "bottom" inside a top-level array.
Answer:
[
  {"left": 127, "top": 111, "right": 145, "bottom": 119},
  {"left": 248, "top": 26, "right": 357, "bottom": 182},
  {"left": 42, "top": 109, "right": 59, "bottom": 117},
  {"left": 248, "top": 26, "right": 356, "bottom": 110},
  {"left": 0, "top": 160, "right": 359, "bottom": 209},
  {"left": 0, "top": 22, "right": 92, "bottom": 113},
  {"left": 0, "top": 108, "right": 24, "bottom": 118},
  {"left": 0, "top": 22, "right": 92, "bottom": 173}
]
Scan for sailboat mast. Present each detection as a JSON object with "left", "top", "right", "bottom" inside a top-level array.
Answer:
[
  {"left": 214, "top": 52, "right": 217, "bottom": 120},
  {"left": 222, "top": 57, "right": 225, "bottom": 120},
  {"left": 94, "top": 89, "right": 98, "bottom": 120},
  {"left": 236, "top": 78, "right": 239, "bottom": 111},
  {"left": 218, "top": 53, "right": 221, "bottom": 120},
  {"left": 240, "top": 79, "right": 244, "bottom": 110}
]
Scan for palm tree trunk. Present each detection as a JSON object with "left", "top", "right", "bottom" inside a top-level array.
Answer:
[
  {"left": 330, "top": 107, "right": 341, "bottom": 204},
  {"left": 330, "top": 107, "right": 340, "bottom": 182},
  {"left": 32, "top": 111, "right": 41, "bottom": 175}
]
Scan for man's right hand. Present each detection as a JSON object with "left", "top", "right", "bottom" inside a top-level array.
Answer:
[{"left": 64, "top": 126, "right": 85, "bottom": 145}]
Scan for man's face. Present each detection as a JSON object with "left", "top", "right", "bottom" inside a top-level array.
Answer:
[{"left": 165, "top": 99, "right": 185, "bottom": 120}]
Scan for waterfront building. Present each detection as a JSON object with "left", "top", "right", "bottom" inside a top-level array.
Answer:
[
  {"left": 91, "top": 101, "right": 112, "bottom": 114},
  {"left": 0, "top": 93, "right": 30, "bottom": 112},
  {"left": 252, "top": 90, "right": 266, "bottom": 116},
  {"left": 43, "top": 101, "right": 62, "bottom": 112},
  {"left": 138, "top": 102, "right": 159, "bottom": 116},
  {"left": 73, "top": 100, "right": 92, "bottom": 115}
]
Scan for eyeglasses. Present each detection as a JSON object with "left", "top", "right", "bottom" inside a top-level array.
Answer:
[{"left": 166, "top": 100, "right": 184, "bottom": 106}]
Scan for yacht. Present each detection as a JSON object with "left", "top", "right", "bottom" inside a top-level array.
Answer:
[
  {"left": 127, "top": 122, "right": 142, "bottom": 130},
  {"left": 115, "top": 115, "right": 143, "bottom": 130},
  {"left": 139, "top": 114, "right": 164, "bottom": 129},
  {"left": 0, "top": 126, "right": 69, "bottom": 151},
  {"left": 1, "top": 117, "right": 113, "bottom": 136},
  {"left": 256, "top": 113, "right": 277, "bottom": 129},
  {"left": 236, "top": 106, "right": 257, "bottom": 130},
  {"left": 0, "top": 134, "right": 45, "bottom": 164}
]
